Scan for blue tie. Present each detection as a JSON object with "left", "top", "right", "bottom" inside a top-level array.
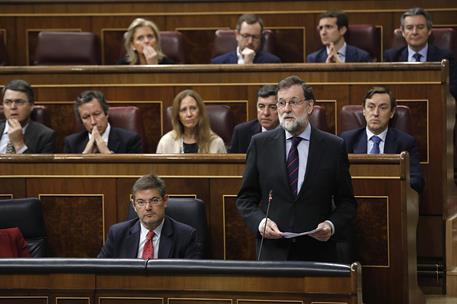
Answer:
[
  {"left": 287, "top": 137, "right": 302, "bottom": 197},
  {"left": 370, "top": 135, "right": 381, "bottom": 154},
  {"left": 413, "top": 53, "right": 422, "bottom": 62}
]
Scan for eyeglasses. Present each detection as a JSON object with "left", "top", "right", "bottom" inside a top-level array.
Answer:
[
  {"left": 277, "top": 98, "right": 307, "bottom": 109},
  {"left": 134, "top": 197, "right": 162, "bottom": 207},
  {"left": 3, "top": 99, "right": 28, "bottom": 107},
  {"left": 240, "top": 33, "right": 261, "bottom": 40},
  {"left": 257, "top": 104, "right": 277, "bottom": 111}
]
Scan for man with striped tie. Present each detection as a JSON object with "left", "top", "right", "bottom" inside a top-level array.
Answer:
[{"left": 236, "top": 75, "right": 356, "bottom": 262}]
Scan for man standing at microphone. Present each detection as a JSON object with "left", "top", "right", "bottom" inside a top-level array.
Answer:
[{"left": 236, "top": 75, "right": 356, "bottom": 262}]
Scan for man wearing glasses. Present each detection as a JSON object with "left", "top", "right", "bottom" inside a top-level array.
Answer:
[
  {"left": 230, "top": 85, "right": 279, "bottom": 153},
  {"left": 236, "top": 75, "right": 356, "bottom": 262},
  {"left": 307, "top": 10, "right": 371, "bottom": 63},
  {"left": 98, "top": 174, "right": 201, "bottom": 259},
  {"left": 211, "top": 14, "right": 281, "bottom": 64},
  {"left": 0, "top": 79, "right": 56, "bottom": 154}
]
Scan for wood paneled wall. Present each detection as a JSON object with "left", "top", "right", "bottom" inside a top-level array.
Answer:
[{"left": 0, "top": 0, "right": 456, "bottom": 65}]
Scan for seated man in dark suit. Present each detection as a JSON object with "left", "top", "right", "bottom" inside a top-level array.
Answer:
[
  {"left": 340, "top": 86, "right": 424, "bottom": 193},
  {"left": 211, "top": 14, "right": 281, "bottom": 64},
  {"left": 230, "top": 85, "right": 279, "bottom": 153},
  {"left": 98, "top": 174, "right": 201, "bottom": 259},
  {"left": 384, "top": 7, "right": 456, "bottom": 99},
  {"left": 307, "top": 10, "right": 371, "bottom": 63},
  {"left": 64, "top": 90, "right": 143, "bottom": 153},
  {"left": 0, "top": 79, "right": 56, "bottom": 154}
]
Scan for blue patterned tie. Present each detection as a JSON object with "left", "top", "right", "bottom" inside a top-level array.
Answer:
[
  {"left": 413, "top": 53, "right": 422, "bottom": 62},
  {"left": 287, "top": 137, "right": 302, "bottom": 197},
  {"left": 370, "top": 135, "right": 381, "bottom": 154}
]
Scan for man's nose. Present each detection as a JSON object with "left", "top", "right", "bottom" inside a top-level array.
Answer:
[{"left": 90, "top": 116, "right": 97, "bottom": 124}]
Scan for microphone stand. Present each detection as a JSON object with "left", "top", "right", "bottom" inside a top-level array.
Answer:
[{"left": 257, "top": 190, "right": 272, "bottom": 261}]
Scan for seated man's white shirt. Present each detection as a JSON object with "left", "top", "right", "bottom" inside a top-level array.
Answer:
[
  {"left": 365, "top": 127, "right": 388, "bottom": 153},
  {"left": 0, "top": 122, "right": 29, "bottom": 154},
  {"left": 137, "top": 219, "right": 164, "bottom": 259}
]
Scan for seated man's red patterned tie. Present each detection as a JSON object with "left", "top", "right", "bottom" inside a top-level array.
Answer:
[{"left": 142, "top": 230, "right": 154, "bottom": 259}]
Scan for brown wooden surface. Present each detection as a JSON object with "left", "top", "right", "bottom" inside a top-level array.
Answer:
[
  {"left": 0, "top": 0, "right": 455, "bottom": 65},
  {"left": 0, "top": 154, "right": 423, "bottom": 304},
  {"left": 0, "top": 262, "right": 361, "bottom": 304}
]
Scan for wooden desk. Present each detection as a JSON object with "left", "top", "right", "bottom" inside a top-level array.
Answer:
[{"left": 0, "top": 153, "right": 424, "bottom": 304}]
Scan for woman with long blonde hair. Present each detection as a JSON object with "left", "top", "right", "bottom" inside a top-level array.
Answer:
[{"left": 156, "top": 90, "right": 226, "bottom": 153}]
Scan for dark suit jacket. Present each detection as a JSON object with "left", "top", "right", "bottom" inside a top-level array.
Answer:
[
  {"left": 63, "top": 127, "right": 143, "bottom": 153},
  {"left": 236, "top": 126, "right": 356, "bottom": 261},
  {"left": 307, "top": 44, "right": 372, "bottom": 63},
  {"left": 97, "top": 216, "right": 201, "bottom": 259},
  {"left": 384, "top": 44, "right": 457, "bottom": 98},
  {"left": 229, "top": 119, "right": 262, "bottom": 153},
  {"left": 0, "top": 227, "right": 31, "bottom": 258},
  {"left": 0, "top": 120, "right": 56, "bottom": 153},
  {"left": 340, "top": 127, "right": 424, "bottom": 193},
  {"left": 211, "top": 50, "right": 281, "bottom": 64}
]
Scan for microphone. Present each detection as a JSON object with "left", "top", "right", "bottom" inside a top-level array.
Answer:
[{"left": 257, "top": 190, "right": 273, "bottom": 261}]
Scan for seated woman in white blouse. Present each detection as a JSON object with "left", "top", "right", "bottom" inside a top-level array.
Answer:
[{"left": 156, "top": 89, "right": 227, "bottom": 154}]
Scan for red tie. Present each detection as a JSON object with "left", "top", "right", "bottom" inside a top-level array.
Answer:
[{"left": 142, "top": 230, "right": 154, "bottom": 259}]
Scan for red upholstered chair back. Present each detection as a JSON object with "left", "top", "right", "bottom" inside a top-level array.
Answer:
[
  {"left": 165, "top": 105, "right": 234, "bottom": 145},
  {"left": 339, "top": 104, "right": 411, "bottom": 134},
  {"left": 160, "top": 31, "right": 186, "bottom": 64},
  {"left": 34, "top": 32, "right": 100, "bottom": 65},
  {"left": 73, "top": 106, "right": 146, "bottom": 146},
  {"left": 309, "top": 105, "right": 330, "bottom": 132},
  {"left": 345, "top": 24, "right": 380, "bottom": 62},
  {"left": 211, "top": 29, "right": 276, "bottom": 58},
  {"left": 0, "top": 105, "right": 49, "bottom": 126},
  {"left": 0, "top": 31, "right": 7, "bottom": 66},
  {"left": 391, "top": 27, "right": 457, "bottom": 55}
]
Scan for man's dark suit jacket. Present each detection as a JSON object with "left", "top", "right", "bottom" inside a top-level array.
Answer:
[
  {"left": 340, "top": 127, "right": 424, "bottom": 193},
  {"left": 211, "top": 50, "right": 281, "bottom": 64},
  {"left": 63, "top": 127, "right": 143, "bottom": 153},
  {"left": 384, "top": 44, "right": 457, "bottom": 98},
  {"left": 236, "top": 126, "right": 357, "bottom": 261},
  {"left": 0, "top": 120, "right": 56, "bottom": 153},
  {"left": 97, "top": 216, "right": 201, "bottom": 259},
  {"left": 307, "top": 44, "right": 372, "bottom": 63},
  {"left": 229, "top": 119, "right": 262, "bottom": 153}
]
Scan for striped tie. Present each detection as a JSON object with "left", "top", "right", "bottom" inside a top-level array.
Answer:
[
  {"left": 287, "top": 136, "right": 302, "bottom": 197},
  {"left": 142, "top": 230, "right": 154, "bottom": 260},
  {"left": 5, "top": 142, "right": 16, "bottom": 154}
]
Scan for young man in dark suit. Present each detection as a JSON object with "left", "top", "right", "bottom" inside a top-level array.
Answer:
[
  {"left": 64, "top": 90, "right": 143, "bottom": 153},
  {"left": 230, "top": 85, "right": 279, "bottom": 153},
  {"left": 211, "top": 14, "right": 281, "bottom": 64},
  {"left": 384, "top": 7, "right": 456, "bottom": 98},
  {"left": 0, "top": 79, "right": 56, "bottom": 154},
  {"left": 236, "top": 75, "right": 356, "bottom": 262},
  {"left": 98, "top": 174, "right": 201, "bottom": 259},
  {"left": 307, "top": 11, "right": 371, "bottom": 63},
  {"left": 340, "top": 86, "right": 424, "bottom": 193}
]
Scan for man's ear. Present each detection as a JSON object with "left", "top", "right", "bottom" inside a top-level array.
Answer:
[
  {"left": 339, "top": 26, "right": 347, "bottom": 36},
  {"left": 162, "top": 194, "right": 169, "bottom": 208},
  {"left": 390, "top": 108, "right": 396, "bottom": 119}
]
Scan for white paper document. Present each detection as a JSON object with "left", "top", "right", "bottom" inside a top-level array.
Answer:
[{"left": 282, "top": 227, "right": 323, "bottom": 238}]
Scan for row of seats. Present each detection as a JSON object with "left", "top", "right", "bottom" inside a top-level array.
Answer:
[
  {"left": 1, "top": 26, "right": 455, "bottom": 65},
  {"left": 0, "top": 197, "right": 208, "bottom": 258},
  {"left": 1, "top": 103, "right": 411, "bottom": 150}
]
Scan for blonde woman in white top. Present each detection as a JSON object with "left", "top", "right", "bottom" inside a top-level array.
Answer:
[{"left": 156, "top": 89, "right": 226, "bottom": 154}]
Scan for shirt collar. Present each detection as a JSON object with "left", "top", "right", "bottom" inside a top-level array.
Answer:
[
  {"left": 284, "top": 121, "right": 311, "bottom": 141},
  {"left": 4, "top": 121, "right": 29, "bottom": 135},
  {"left": 365, "top": 126, "right": 388, "bottom": 142},
  {"left": 408, "top": 43, "right": 428, "bottom": 62},
  {"left": 140, "top": 217, "right": 165, "bottom": 239}
]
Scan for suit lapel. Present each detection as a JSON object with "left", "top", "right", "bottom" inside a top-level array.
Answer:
[
  {"left": 124, "top": 221, "right": 141, "bottom": 258},
  {"left": 298, "top": 127, "right": 323, "bottom": 197},
  {"left": 400, "top": 48, "right": 408, "bottom": 61},
  {"left": 269, "top": 128, "right": 292, "bottom": 198},
  {"left": 384, "top": 128, "right": 398, "bottom": 153},
  {"left": 107, "top": 128, "right": 120, "bottom": 152},
  {"left": 158, "top": 217, "right": 173, "bottom": 258},
  {"left": 353, "top": 130, "right": 368, "bottom": 153}
]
